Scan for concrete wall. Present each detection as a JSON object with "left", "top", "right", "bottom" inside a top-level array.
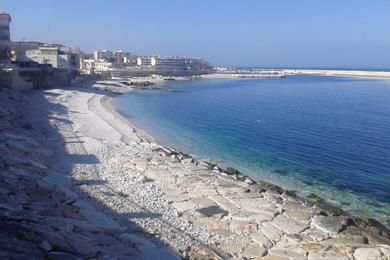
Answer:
[
  {"left": 18, "top": 68, "right": 73, "bottom": 89},
  {"left": 0, "top": 69, "right": 33, "bottom": 92}
]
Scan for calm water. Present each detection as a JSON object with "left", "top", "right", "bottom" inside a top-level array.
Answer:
[{"left": 114, "top": 76, "right": 390, "bottom": 225}]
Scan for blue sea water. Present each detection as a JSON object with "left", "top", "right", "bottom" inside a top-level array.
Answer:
[{"left": 113, "top": 76, "right": 390, "bottom": 225}]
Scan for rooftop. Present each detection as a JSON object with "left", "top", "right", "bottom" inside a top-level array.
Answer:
[{"left": 0, "top": 13, "right": 11, "bottom": 22}]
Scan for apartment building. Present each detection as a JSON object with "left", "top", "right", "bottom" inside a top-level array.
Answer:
[
  {"left": 25, "top": 44, "right": 79, "bottom": 71},
  {"left": 0, "top": 13, "right": 11, "bottom": 65}
]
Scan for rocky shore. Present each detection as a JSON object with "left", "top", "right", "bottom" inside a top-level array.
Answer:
[
  {"left": 1, "top": 82, "right": 390, "bottom": 259},
  {"left": 0, "top": 87, "right": 176, "bottom": 259}
]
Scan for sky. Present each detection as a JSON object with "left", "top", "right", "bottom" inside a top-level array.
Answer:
[{"left": 2, "top": 0, "right": 390, "bottom": 68}]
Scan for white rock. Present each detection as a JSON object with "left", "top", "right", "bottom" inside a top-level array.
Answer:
[
  {"left": 311, "top": 216, "right": 344, "bottom": 237},
  {"left": 272, "top": 215, "right": 307, "bottom": 234},
  {"left": 137, "top": 175, "right": 152, "bottom": 183},
  {"left": 354, "top": 247, "right": 382, "bottom": 260},
  {"left": 245, "top": 178, "right": 255, "bottom": 185}
]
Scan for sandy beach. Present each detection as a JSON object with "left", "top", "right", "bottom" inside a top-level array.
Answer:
[{"left": 10, "top": 81, "right": 387, "bottom": 259}]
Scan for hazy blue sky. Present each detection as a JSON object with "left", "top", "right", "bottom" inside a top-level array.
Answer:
[{"left": 2, "top": 0, "right": 390, "bottom": 68}]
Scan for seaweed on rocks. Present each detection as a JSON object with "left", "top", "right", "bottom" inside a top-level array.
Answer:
[
  {"left": 224, "top": 167, "right": 240, "bottom": 176},
  {"left": 323, "top": 203, "right": 345, "bottom": 216},
  {"left": 306, "top": 193, "right": 322, "bottom": 203},
  {"left": 284, "top": 189, "right": 297, "bottom": 197}
]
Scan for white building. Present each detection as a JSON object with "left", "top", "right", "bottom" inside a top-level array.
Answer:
[
  {"left": 136, "top": 55, "right": 208, "bottom": 70},
  {"left": 94, "top": 60, "right": 112, "bottom": 72},
  {"left": 137, "top": 56, "right": 155, "bottom": 66},
  {"left": 93, "top": 50, "right": 113, "bottom": 61},
  {"left": 80, "top": 59, "right": 95, "bottom": 74}
]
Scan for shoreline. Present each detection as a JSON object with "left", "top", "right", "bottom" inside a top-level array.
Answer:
[
  {"left": 7, "top": 80, "right": 389, "bottom": 258},
  {"left": 100, "top": 77, "right": 390, "bottom": 228},
  {"left": 73, "top": 80, "right": 390, "bottom": 254},
  {"left": 101, "top": 95, "right": 155, "bottom": 143}
]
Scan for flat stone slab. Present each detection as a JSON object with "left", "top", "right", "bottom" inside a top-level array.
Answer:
[
  {"left": 272, "top": 214, "right": 308, "bottom": 235},
  {"left": 230, "top": 210, "right": 275, "bottom": 222},
  {"left": 79, "top": 209, "right": 122, "bottom": 234},
  {"left": 311, "top": 216, "right": 344, "bottom": 237},
  {"left": 260, "top": 222, "right": 284, "bottom": 244},
  {"left": 209, "top": 195, "right": 240, "bottom": 214},
  {"left": 242, "top": 243, "right": 268, "bottom": 258},
  {"left": 251, "top": 231, "right": 273, "bottom": 248},
  {"left": 302, "top": 227, "right": 330, "bottom": 242},
  {"left": 172, "top": 200, "right": 196, "bottom": 213},
  {"left": 353, "top": 247, "right": 384, "bottom": 260}
]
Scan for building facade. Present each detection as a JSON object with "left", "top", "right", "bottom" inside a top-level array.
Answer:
[
  {"left": 114, "top": 50, "right": 123, "bottom": 64},
  {"left": 136, "top": 55, "right": 208, "bottom": 71},
  {"left": 93, "top": 50, "right": 113, "bottom": 61},
  {"left": 94, "top": 60, "right": 112, "bottom": 72},
  {"left": 11, "top": 41, "right": 45, "bottom": 62},
  {"left": 0, "top": 13, "right": 11, "bottom": 64},
  {"left": 25, "top": 45, "right": 79, "bottom": 71},
  {"left": 80, "top": 59, "right": 95, "bottom": 74}
]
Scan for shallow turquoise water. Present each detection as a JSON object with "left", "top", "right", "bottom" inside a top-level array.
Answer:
[{"left": 113, "top": 76, "right": 390, "bottom": 225}]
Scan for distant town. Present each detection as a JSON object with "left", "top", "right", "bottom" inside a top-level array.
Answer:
[
  {"left": 0, "top": 12, "right": 211, "bottom": 90},
  {"left": 2, "top": 12, "right": 389, "bottom": 92}
]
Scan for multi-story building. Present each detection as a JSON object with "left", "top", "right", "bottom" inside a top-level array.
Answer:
[
  {"left": 114, "top": 50, "right": 123, "bottom": 64},
  {"left": 136, "top": 55, "right": 208, "bottom": 71},
  {"left": 93, "top": 50, "right": 113, "bottom": 61},
  {"left": 11, "top": 41, "right": 45, "bottom": 62},
  {"left": 0, "top": 13, "right": 12, "bottom": 65},
  {"left": 94, "top": 60, "right": 112, "bottom": 72},
  {"left": 84, "top": 51, "right": 210, "bottom": 76},
  {"left": 93, "top": 50, "right": 101, "bottom": 60},
  {"left": 123, "top": 53, "right": 138, "bottom": 66},
  {"left": 136, "top": 56, "right": 154, "bottom": 66},
  {"left": 80, "top": 59, "right": 95, "bottom": 74},
  {"left": 25, "top": 44, "right": 80, "bottom": 71}
]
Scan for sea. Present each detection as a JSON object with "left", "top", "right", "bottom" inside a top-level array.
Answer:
[{"left": 113, "top": 75, "right": 390, "bottom": 226}]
